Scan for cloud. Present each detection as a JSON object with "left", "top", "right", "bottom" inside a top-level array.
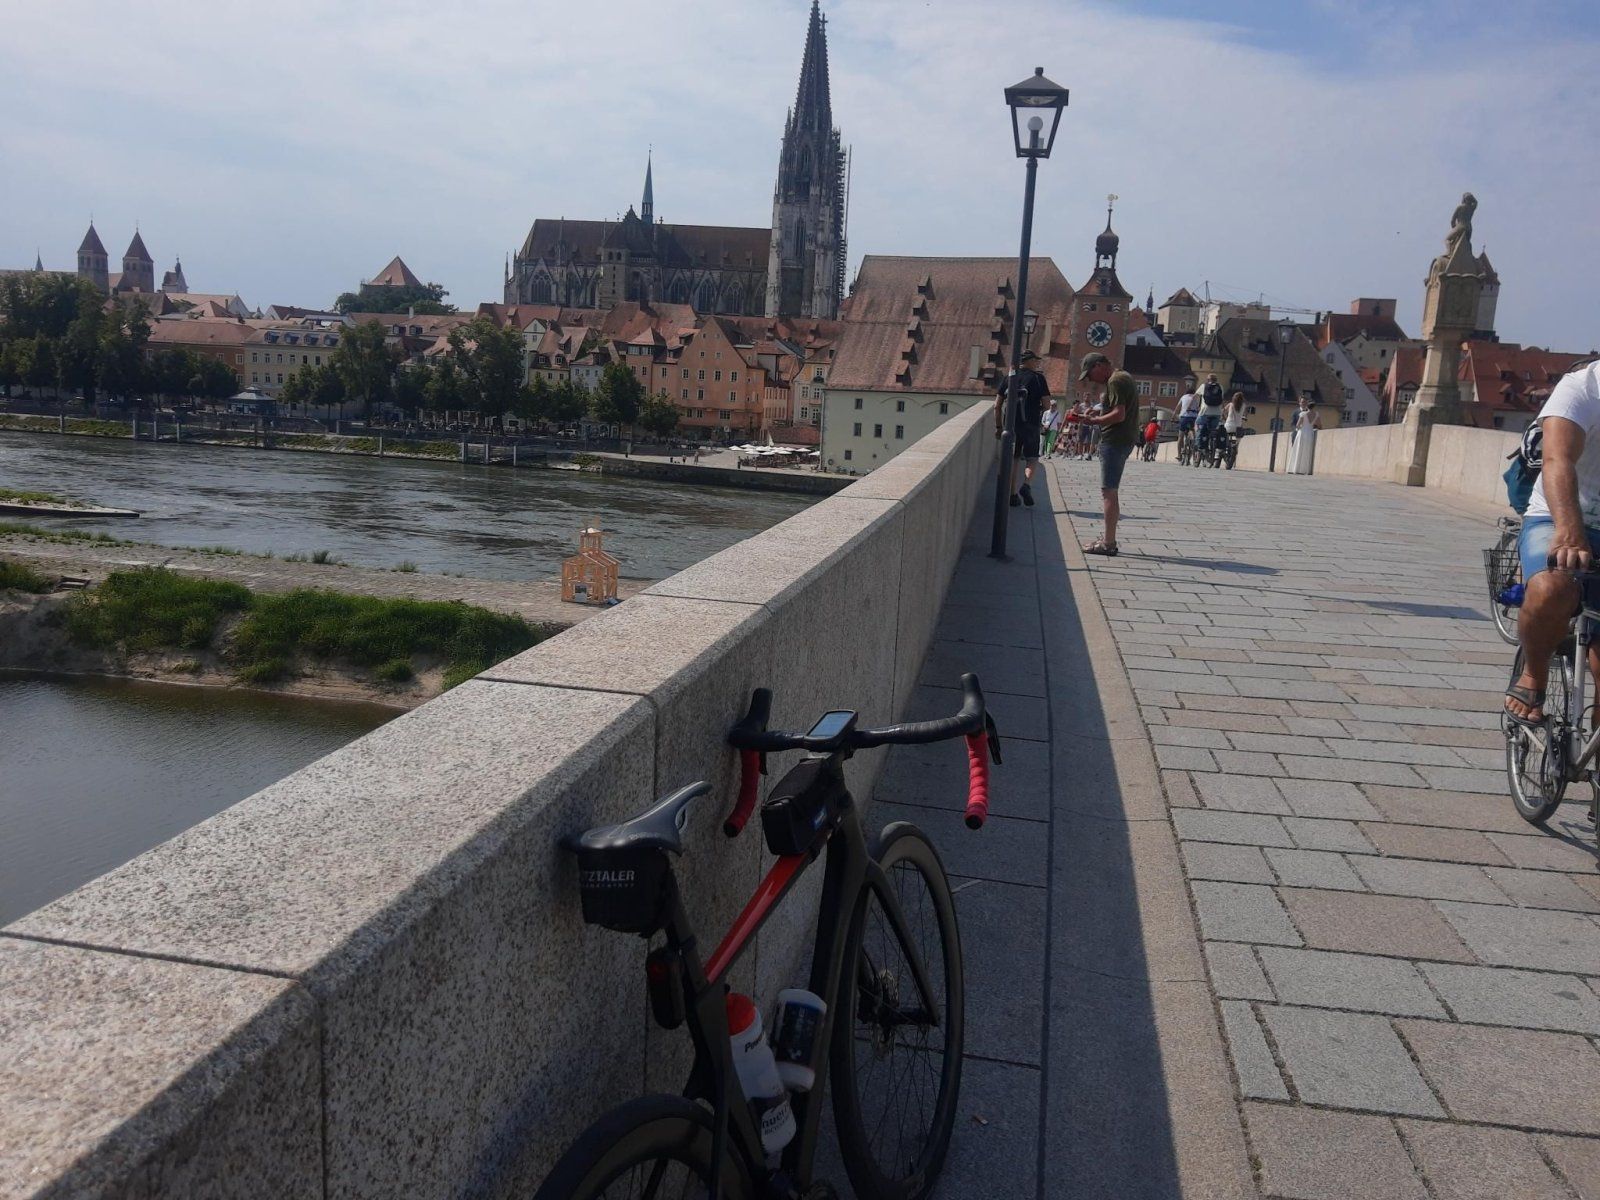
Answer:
[{"left": 1, "top": 0, "right": 1594, "bottom": 350}]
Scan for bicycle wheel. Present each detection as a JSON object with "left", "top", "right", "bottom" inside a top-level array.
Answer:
[
  {"left": 1487, "top": 529, "right": 1522, "bottom": 645},
  {"left": 1505, "top": 647, "right": 1571, "bottom": 825},
  {"left": 534, "top": 1095, "right": 755, "bottom": 1200},
  {"left": 831, "top": 822, "right": 963, "bottom": 1200}
]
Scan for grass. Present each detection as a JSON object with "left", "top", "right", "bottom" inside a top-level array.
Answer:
[
  {"left": 0, "top": 559, "right": 54, "bottom": 592},
  {"left": 0, "top": 520, "right": 127, "bottom": 546},
  {"left": 392, "top": 561, "right": 418, "bottom": 573},
  {"left": 0, "top": 487, "right": 75, "bottom": 506},
  {"left": 61, "top": 567, "right": 542, "bottom": 689},
  {"left": 309, "top": 549, "right": 344, "bottom": 565},
  {"left": 195, "top": 545, "right": 244, "bottom": 557}
]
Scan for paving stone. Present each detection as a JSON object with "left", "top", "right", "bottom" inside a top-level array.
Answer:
[
  {"left": 1364, "top": 784, "right": 1541, "bottom": 835},
  {"left": 1181, "top": 841, "right": 1275, "bottom": 884},
  {"left": 1282, "top": 817, "right": 1377, "bottom": 854},
  {"left": 1280, "top": 889, "right": 1474, "bottom": 962},
  {"left": 1275, "top": 779, "right": 1381, "bottom": 821},
  {"left": 1212, "top": 749, "right": 1286, "bottom": 776},
  {"left": 1218, "top": 1000, "right": 1287, "bottom": 1100},
  {"left": 1193, "top": 773, "right": 1291, "bottom": 814},
  {"left": 1485, "top": 867, "right": 1600, "bottom": 913},
  {"left": 1264, "top": 848, "right": 1365, "bottom": 891},
  {"left": 1155, "top": 744, "right": 1217, "bottom": 772},
  {"left": 1203, "top": 941, "right": 1274, "bottom": 1001},
  {"left": 1539, "top": 1134, "right": 1600, "bottom": 1199},
  {"left": 1150, "top": 724, "right": 1231, "bottom": 750},
  {"left": 1190, "top": 882, "right": 1301, "bottom": 946},
  {"left": 1435, "top": 901, "right": 1600, "bottom": 973},
  {"left": 1358, "top": 822, "right": 1513, "bottom": 866},
  {"left": 1245, "top": 1102, "right": 1428, "bottom": 1200},
  {"left": 1232, "top": 678, "right": 1353, "bottom": 703},
  {"left": 1131, "top": 669, "right": 1238, "bottom": 696},
  {"left": 1348, "top": 857, "right": 1508, "bottom": 904},
  {"left": 1399, "top": 1020, "right": 1600, "bottom": 1133},
  {"left": 1415, "top": 764, "right": 1516, "bottom": 794},
  {"left": 1397, "top": 1120, "right": 1568, "bottom": 1200},
  {"left": 1182, "top": 694, "right": 1286, "bottom": 717},
  {"left": 1167, "top": 708, "right": 1288, "bottom": 734},
  {"left": 1257, "top": 947, "right": 1444, "bottom": 1017},
  {"left": 1404, "top": 724, "right": 1505, "bottom": 749},
  {"left": 1486, "top": 831, "right": 1600, "bottom": 872},
  {"left": 1278, "top": 754, "right": 1426, "bottom": 786},
  {"left": 1162, "top": 769, "right": 1200, "bottom": 808},
  {"left": 1321, "top": 737, "right": 1467, "bottom": 767},
  {"left": 1260, "top": 1005, "right": 1443, "bottom": 1116},
  {"left": 1172, "top": 809, "right": 1294, "bottom": 848},
  {"left": 1226, "top": 731, "right": 1328, "bottom": 755},
  {"left": 1418, "top": 962, "right": 1600, "bottom": 1034}
]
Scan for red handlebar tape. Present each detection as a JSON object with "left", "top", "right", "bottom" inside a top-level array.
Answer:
[
  {"left": 963, "top": 732, "right": 990, "bottom": 829},
  {"left": 724, "top": 749, "right": 762, "bottom": 837}
]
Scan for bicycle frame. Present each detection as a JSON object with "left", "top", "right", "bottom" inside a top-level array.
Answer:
[
  {"left": 652, "top": 764, "right": 938, "bottom": 1197},
  {"left": 1558, "top": 599, "right": 1600, "bottom": 780}
]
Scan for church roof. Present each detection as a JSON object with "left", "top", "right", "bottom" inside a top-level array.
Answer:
[
  {"left": 519, "top": 218, "right": 770, "bottom": 272},
  {"left": 125, "top": 231, "right": 152, "bottom": 262},
  {"left": 78, "top": 223, "right": 107, "bottom": 256},
  {"left": 792, "top": 0, "right": 833, "bottom": 133},
  {"left": 369, "top": 256, "right": 423, "bottom": 288}
]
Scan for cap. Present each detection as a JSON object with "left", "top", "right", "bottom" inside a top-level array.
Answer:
[
  {"left": 1020, "top": 349, "right": 1040, "bottom": 363},
  {"left": 1078, "top": 352, "right": 1109, "bottom": 380}
]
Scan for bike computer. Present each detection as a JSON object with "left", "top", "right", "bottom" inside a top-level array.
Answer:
[{"left": 806, "top": 710, "right": 858, "bottom": 741}]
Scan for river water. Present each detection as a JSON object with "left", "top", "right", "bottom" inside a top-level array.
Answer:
[
  {"left": 0, "top": 674, "right": 394, "bottom": 925},
  {"left": 0, "top": 434, "right": 812, "bottom": 579}
]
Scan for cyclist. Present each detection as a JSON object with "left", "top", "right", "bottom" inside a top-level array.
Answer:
[
  {"left": 1221, "top": 391, "right": 1246, "bottom": 460},
  {"left": 1505, "top": 359, "right": 1600, "bottom": 725},
  {"left": 1142, "top": 413, "right": 1161, "bottom": 461},
  {"left": 1175, "top": 383, "right": 1200, "bottom": 456},
  {"left": 1196, "top": 373, "right": 1226, "bottom": 462}
]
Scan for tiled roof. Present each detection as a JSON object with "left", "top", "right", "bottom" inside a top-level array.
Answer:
[
  {"left": 1211, "top": 317, "right": 1349, "bottom": 407},
  {"left": 1122, "top": 343, "right": 1190, "bottom": 377},
  {"left": 1161, "top": 287, "right": 1198, "bottom": 308},
  {"left": 1460, "top": 342, "right": 1591, "bottom": 421},
  {"left": 124, "top": 231, "right": 151, "bottom": 263},
  {"left": 518, "top": 218, "right": 770, "bottom": 271},
  {"left": 369, "top": 256, "right": 423, "bottom": 288},
  {"left": 78, "top": 224, "right": 106, "bottom": 256},
  {"left": 1321, "top": 310, "right": 1410, "bottom": 345},
  {"left": 828, "top": 255, "right": 1076, "bottom": 395},
  {"left": 147, "top": 318, "right": 255, "bottom": 347}
]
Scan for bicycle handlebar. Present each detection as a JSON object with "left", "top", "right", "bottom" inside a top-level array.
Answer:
[{"left": 726, "top": 673, "right": 1002, "bottom": 834}]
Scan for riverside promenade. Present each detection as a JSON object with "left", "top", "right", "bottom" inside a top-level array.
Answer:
[{"left": 894, "top": 455, "right": 1600, "bottom": 1198}]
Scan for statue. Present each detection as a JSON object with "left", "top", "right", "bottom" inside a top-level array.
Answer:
[{"left": 1428, "top": 192, "right": 1477, "bottom": 285}]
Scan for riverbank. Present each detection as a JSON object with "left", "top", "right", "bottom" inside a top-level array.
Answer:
[{"left": 0, "top": 416, "right": 846, "bottom": 496}]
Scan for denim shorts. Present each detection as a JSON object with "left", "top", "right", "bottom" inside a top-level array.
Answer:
[
  {"left": 1517, "top": 514, "right": 1600, "bottom": 582},
  {"left": 1100, "top": 441, "right": 1134, "bottom": 490},
  {"left": 1178, "top": 414, "right": 1197, "bottom": 432}
]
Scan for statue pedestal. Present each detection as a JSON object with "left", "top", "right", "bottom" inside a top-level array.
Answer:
[{"left": 1391, "top": 401, "right": 1439, "bottom": 487}]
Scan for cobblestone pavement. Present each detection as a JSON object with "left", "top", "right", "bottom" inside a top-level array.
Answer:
[
  {"left": 1051, "top": 454, "right": 1600, "bottom": 1198},
  {"left": 0, "top": 534, "right": 643, "bottom": 625}
]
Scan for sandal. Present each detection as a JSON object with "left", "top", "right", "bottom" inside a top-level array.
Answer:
[
  {"left": 1504, "top": 682, "right": 1546, "bottom": 728},
  {"left": 1084, "top": 538, "right": 1119, "bottom": 557}
]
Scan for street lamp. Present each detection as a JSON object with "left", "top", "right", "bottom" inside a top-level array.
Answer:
[
  {"left": 1268, "top": 318, "right": 1295, "bottom": 473},
  {"left": 992, "top": 68, "right": 1069, "bottom": 559}
]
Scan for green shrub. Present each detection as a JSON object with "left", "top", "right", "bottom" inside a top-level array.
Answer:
[
  {"left": 171, "top": 658, "right": 203, "bottom": 674},
  {"left": 0, "top": 487, "right": 71, "bottom": 505},
  {"left": 392, "top": 561, "right": 418, "bottom": 573},
  {"left": 0, "top": 559, "right": 53, "bottom": 592},
  {"left": 309, "top": 549, "right": 343, "bottom": 565},
  {"left": 0, "top": 520, "right": 125, "bottom": 546},
  {"left": 236, "top": 656, "right": 291, "bottom": 683},
  {"left": 374, "top": 657, "right": 415, "bottom": 682},
  {"left": 65, "top": 568, "right": 252, "bottom": 653}
]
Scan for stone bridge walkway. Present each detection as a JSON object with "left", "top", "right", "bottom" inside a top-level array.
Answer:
[{"left": 873, "top": 454, "right": 1600, "bottom": 1198}]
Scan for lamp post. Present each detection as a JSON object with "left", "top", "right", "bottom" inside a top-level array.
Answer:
[
  {"left": 1267, "top": 318, "right": 1295, "bottom": 473},
  {"left": 991, "top": 67, "right": 1069, "bottom": 559}
]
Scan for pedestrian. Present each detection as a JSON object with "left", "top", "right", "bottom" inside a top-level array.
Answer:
[
  {"left": 1287, "top": 395, "right": 1320, "bottom": 474},
  {"left": 993, "top": 349, "right": 1050, "bottom": 507},
  {"left": 1074, "top": 352, "right": 1139, "bottom": 556},
  {"left": 1042, "top": 399, "right": 1063, "bottom": 459}
]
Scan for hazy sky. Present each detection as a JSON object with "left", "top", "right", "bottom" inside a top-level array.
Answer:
[{"left": 3, "top": 0, "right": 1596, "bottom": 349}]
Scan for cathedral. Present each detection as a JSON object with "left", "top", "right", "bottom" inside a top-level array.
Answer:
[{"left": 504, "top": 1, "right": 847, "bottom": 320}]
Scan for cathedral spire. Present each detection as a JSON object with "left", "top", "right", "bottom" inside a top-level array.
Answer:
[
  {"left": 793, "top": 0, "right": 832, "bottom": 134},
  {"left": 642, "top": 152, "right": 654, "bottom": 225}
]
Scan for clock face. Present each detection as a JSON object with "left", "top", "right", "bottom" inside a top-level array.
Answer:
[{"left": 1086, "top": 320, "right": 1113, "bottom": 348}]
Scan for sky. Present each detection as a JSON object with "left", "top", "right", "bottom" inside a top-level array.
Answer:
[{"left": 2, "top": 0, "right": 1596, "bottom": 350}]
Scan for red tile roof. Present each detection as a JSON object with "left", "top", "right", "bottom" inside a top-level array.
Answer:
[
  {"left": 1459, "top": 342, "right": 1591, "bottom": 425},
  {"left": 368, "top": 256, "right": 423, "bottom": 288},
  {"left": 1319, "top": 310, "right": 1410, "bottom": 346}
]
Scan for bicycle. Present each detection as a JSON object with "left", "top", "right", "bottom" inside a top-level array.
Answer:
[
  {"left": 1484, "top": 516, "right": 1523, "bottom": 645},
  {"left": 1503, "top": 567, "right": 1600, "bottom": 833},
  {"left": 1220, "top": 430, "right": 1240, "bottom": 470},
  {"left": 1176, "top": 425, "right": 1194, "bottom": 466},
  {"left": 538, "top": 675, "right": 1002, "bottom": 1200}
]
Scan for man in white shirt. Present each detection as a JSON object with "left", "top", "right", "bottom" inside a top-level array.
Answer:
[
  {"left": 1507, "top": 360, "right": 1600, "bottom": 724},
  {"left": 1175, "top": 385, "right": 1200, "bottom": 445}
]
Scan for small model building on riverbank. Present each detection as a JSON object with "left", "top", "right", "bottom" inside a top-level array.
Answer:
[{"left": 561, "top": 525, "right": 619, "bottom": 605}]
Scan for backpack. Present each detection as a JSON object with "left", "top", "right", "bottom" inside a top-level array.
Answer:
[{"left": 1502, "top": 419, "right": 1543, "bottom": 515}]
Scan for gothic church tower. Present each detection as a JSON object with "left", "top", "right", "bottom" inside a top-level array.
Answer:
[{"left": 765, "top": 1, "right": 847, "bottom": 319}]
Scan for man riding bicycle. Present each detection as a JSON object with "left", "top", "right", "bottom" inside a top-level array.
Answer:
[
  {"left": 1196, "top": 373, "right": 1225, "bottom": 460},
  {"left": 1175, "top": 382, "right": 1200, "bottom": 451},
  {"left": 1505, "top": 360, "right": 1600, "bottom": 725}
]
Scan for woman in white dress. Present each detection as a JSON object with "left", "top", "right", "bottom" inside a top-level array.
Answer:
[{"left": 1287, "top": 396, "right": 1321, "bottom": 475}]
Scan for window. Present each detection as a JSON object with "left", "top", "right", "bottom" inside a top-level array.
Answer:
[
  {"left": 719, "top": 410, "right": 732, "bottom": 420},
  {"left": 895, "top": 425, "right": 904, "bottom": 439},
  {"left": 813, "top": 369, "right": 824, "bottom": 382},
  {"left": 1108, "top": 304, "right": 1120, "bottom": 312},
  {"left": 277, "top": 353, "right": 284, "bottom": 364},
  {"left": 302, "top": 355, "right": 309, "bottom": 365},
  {"left": 714, "top": 370, "right": 722, "bottom": 381},
  {"left": 698, "top": 369, "right": 705, "bottom": 381},
  {"left": 681, "top": 368, "right": 689, "bottom": 379},
  {"left": 896, "top": 400, "right": 905, "bottom": 412},
  {"left": 939, "top": 402, "right": 949, "bottom": 415},
  {"left": 715, "top": 351, "right": 721, "bottom": 360},
  {"left": 854, "top": 397, "right": 863, "bottom": 410},
  {"left": 1344, "top": 388, "right": 1354, "bottom": 400},
  {"left": 315, "top": 355, "right": 322, "bottom": 365},
  {"left": 1083, "top": 302, "right": 1097, "bottom": 312},
  {"left": 873, "top": 423, "right": 882, "bottom": 438},
  {"left": 1357, "top": 412, "right": 1369, "bottom": 424},
  {"left": 250, "top": 372, "right": 258, "bottom": 383},
  {"left": 731, "top": 371, "right": 738, "bottom": 382},
  {"left": 1158, "top": 382, "right": 1176, "bottom": 397},
  {"left": 799, "top": 407, "right": 809, "bottom": 420},
  {"left": 235, "top": 353, "right": 243, "bottom": 364},
  {"left": 1136, "top": 381, "right": 1151, "bottom": 396},
  {"left": 277, "top": 373, "right": 284, "bottom": 384},
  {"left": 728, "top": 392, "right": 736, "bottom": 404},
  {"left": 853, "top": 422, "right": 862, "bottom": 436},
  {"left": 697, "top": 389, "right": 705, "bottom": 401},
  {"left": 844, "top": 449, "right": 853, "bottom": 461}
]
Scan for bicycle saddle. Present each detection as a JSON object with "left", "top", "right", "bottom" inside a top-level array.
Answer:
[{"left": 571, "top": 782, "right": 711, "bottom": 856}]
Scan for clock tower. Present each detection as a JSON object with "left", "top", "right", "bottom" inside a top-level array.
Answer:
[{"left": 1068, "top": 195, "right": 1133, "bottom": 401}]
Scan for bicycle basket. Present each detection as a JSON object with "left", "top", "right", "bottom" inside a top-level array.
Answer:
[{"left": 1483, "top": 545, "right": 1521, "bottom": 600}]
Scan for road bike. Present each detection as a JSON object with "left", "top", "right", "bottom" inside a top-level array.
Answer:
[
  {"left": 1484, "top": 516, "right": 1523, "bottom": 645},
  {"left": 538, "top": 675, "right": 1002, "bottom": 1200},
  {"left": 1176, "top": 425, "right": 1195, "bottom": 466},
  {"left": 1503, "top": 568, "right": 1600, "bottom": 834}
]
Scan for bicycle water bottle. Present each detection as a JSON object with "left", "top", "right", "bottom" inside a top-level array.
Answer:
[
  {"left": 770, "top": 988, "right": 827, "bottom": 1092},
  {"left": 726, "top": 993, "right": 796, "bottom": 1161}
]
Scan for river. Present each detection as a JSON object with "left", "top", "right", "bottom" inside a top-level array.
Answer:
[
  {"left": 0, "top": 673, "right": 394, "bottom": 925},
  {"left": 0, "top": 434, "right": 812, "bottom": 579}
]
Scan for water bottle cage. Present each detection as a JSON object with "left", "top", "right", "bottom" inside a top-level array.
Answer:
[{"left": 574, "top": 846, "right": 671, "bottom": 935}]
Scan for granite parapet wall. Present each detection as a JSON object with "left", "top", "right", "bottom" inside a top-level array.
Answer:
[{"left": 0, "top": 404, "right": 995, "bottom": 1199}]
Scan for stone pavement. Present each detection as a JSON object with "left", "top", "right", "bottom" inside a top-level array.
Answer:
[{"left": 872, "top": 454, "right": 1600, "bottom": 1198}]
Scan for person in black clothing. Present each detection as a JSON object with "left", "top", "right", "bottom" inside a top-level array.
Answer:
[{"left": 994, "top": 349, "right": 1051, "bottom": 507}]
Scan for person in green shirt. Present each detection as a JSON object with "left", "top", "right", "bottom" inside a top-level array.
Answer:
[{"left": 1074, "top": 352, "right": 1139, "bottom": 556}]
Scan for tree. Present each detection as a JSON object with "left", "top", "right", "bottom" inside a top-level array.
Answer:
[
  {"left": 96, "top": 305, "right": 152, "bottom": 403},
  {"left": 152, "top": 349, "right": 197, "bottom": 402},
  {"left": 513, "top": 374, "right": 552, "bottom": 426},
  {"left": 330, "top": 320, "right": 395, "bottom": 420},
  {"left": 425, "top": 356, "right": 466, "bottom": 418},
  {"left": 0, "top": 339, "right": 23, "bottom": 397},
  {"left": 448, "top": 316, "right": 525, "bottom": 423},
  {"left": 546, "top": 378, "right": 589, "bottom": 426},
  {"left": 24, "top": 335, "right": 55, "bottom": 396},
  {"left": 392, "top": 362, "right": 430, "bottom": 413},
  {"left": 333, "top": 281, "right": 455, "bottom": 315},
  {"left": 592, "top": 359, "right": 644, "bottom": 435},
  {"left": 638, "top": 392, "right": 681, "bottom": 439}
]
